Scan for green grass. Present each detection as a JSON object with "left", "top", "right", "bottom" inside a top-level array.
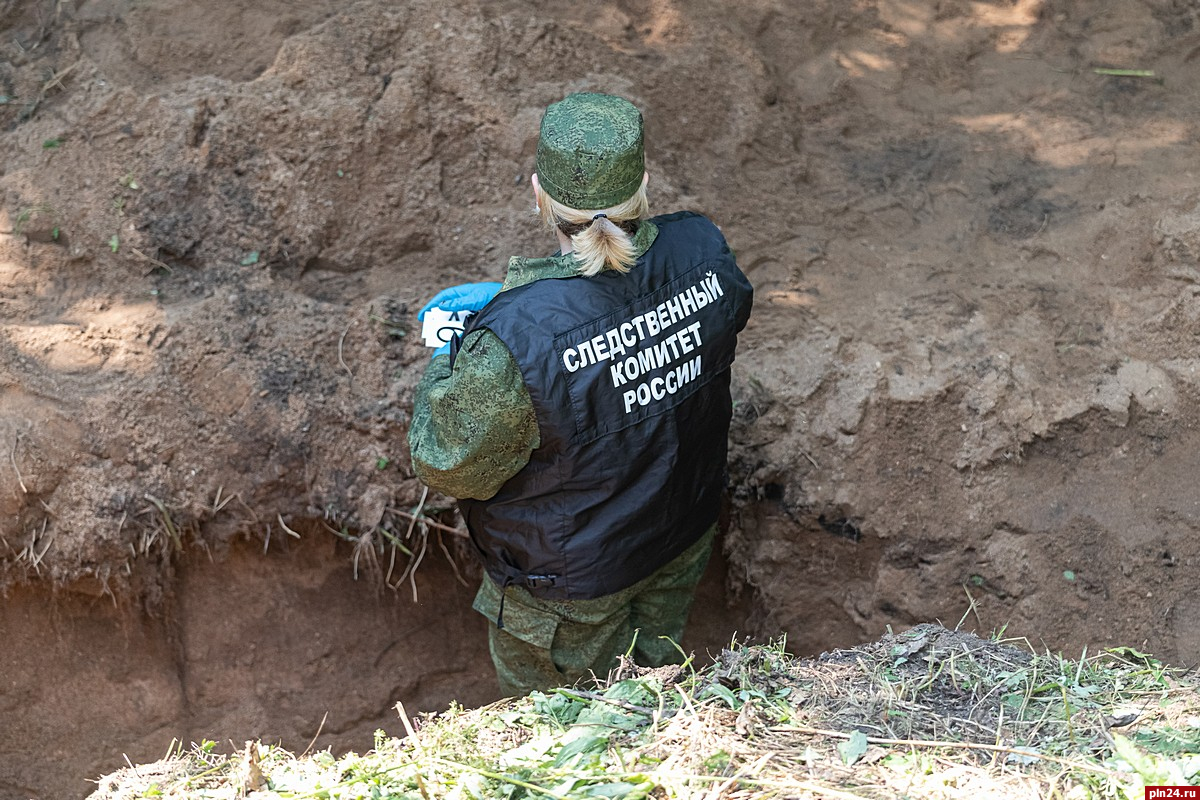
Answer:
[{"left": 90, "top": 625, "right": 1200, "bottom": 800}]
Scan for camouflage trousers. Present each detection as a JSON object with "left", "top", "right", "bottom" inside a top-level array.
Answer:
[{"left": 472, "top": 526, "right": 715, "bottom": 697}]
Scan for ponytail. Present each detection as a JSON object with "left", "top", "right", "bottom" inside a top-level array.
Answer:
[
  {"left": 571, "top": 215, "right": 638, "bottom": 276},
  {"left": 535, "top": 178, "right": 649, "bottom": 277}
]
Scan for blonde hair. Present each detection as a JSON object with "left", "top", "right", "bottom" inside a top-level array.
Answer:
[{"left": 535, "top": 179, "right": 649, "bottom": 277}]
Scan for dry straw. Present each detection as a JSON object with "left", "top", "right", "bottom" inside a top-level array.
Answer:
[{"left": 89, "top": 623, "right": 1200, "bottom": 800}]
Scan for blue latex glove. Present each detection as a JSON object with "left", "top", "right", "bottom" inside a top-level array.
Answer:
[
  {"left": 431, "top": 341, "right": 452, "bottom": 360},
  {"left": 418, "top": 282, "right": 503, "bottom": 320}
]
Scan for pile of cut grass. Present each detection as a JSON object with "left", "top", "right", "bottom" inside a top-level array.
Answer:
[{"left": 91, "top": 624, "right": 1199, "bottom": 799}]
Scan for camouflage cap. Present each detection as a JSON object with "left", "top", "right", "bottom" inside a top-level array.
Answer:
[{"left": 535, "top": 93, "right": 645, "bottom": 210}]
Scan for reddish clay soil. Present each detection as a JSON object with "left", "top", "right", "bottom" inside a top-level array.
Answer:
[{"left": 2, "top": 0, "right": 1199, "bottom": 798}]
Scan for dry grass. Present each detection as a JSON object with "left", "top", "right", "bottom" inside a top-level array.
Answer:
[{"left": 89, "top": 624, "right": 1199, "bottom": 800}]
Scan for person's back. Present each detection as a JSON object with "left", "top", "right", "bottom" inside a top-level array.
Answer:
[
  {"left": 408, "top": 93, "right": 753, "bottom": 696},
  {"left": 462, "top": 210, "right": 751, "bottom": 600}
]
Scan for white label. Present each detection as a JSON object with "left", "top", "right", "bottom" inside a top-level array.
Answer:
[{"left": 420, "top": 307, "right": 468, "bottom": 348}]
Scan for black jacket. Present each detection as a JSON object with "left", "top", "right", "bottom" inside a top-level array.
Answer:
[{"left": 459, "top": 212, "right": 753, "bottom": 599}]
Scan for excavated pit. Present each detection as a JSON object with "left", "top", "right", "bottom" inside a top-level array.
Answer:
[
  {"left": 0, "top": 534, "right": 756, "bottom": 799},
  {"left": 3, "top": 0, "right": 1200, "bottom": 797}
]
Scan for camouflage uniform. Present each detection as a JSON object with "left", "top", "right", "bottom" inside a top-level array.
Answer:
[
  {"left": 411, "top": 222, "right": 716, "bottom": 695},
  {"left": 474, "top": 525, "right": 713, "bottom": 698},
  {"left": 408, "top": 220, "right": 657, "bottom": 499},
  {"left": 409, "top": 94, "right": 726, "bottom": 697}
]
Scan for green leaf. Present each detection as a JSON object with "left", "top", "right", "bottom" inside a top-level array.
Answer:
[
  {"left": 604, "top": 678, "right": 655, "bottom": 706},
  {"left": 574, "top": 704, "right": 638, "bottom": 734},
  {"left": 42, "top": 137, "right": 63, "bottom": 149},
  {"left": 838, "top": 730, "right": 869, "bottom": 765},
  {"left": 700, "top": 683, "right": 738, "bottom": 708},
  {"left": 1063, "top": 570, "right": 1076, "bottom": 581},
  {"left": 537, "top": 691, "right": 584, "bottom": 726},
  {"left": 1130, "top": 727, "right": 1200, "bottom": 758},
  {"left": 579, "top": 781, "right": 650, "bottom": 798},
  {"left": 108, "top": 234, "right": 120, "bottom": 253},
  {"left": 1110, "top": 733, "right": 1167, "bottom": 784},
  {"left": 553, "top": 731, "right": 608, "bottom": 766},
  {"left": 240, "top": 250, "right": 260, "bottom": 266},
  {"left": 375, "top": 456, "right": 390, "bottom": 470}
]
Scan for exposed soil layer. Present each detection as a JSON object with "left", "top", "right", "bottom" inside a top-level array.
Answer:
[
  {"left": 1, "top": 535, "right": 751, "bottom": 799},
  {"left": 2, "top": 0, "right": 1199, "bottom": 798}
]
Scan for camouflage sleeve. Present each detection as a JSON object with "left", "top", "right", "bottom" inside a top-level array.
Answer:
[{"left": 408, "top": 328, "right": 540, "bottom": 501}]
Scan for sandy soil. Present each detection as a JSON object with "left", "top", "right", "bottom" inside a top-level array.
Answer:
[{"left": 2, "top": 0, "right": 1199, "bottom": 797}]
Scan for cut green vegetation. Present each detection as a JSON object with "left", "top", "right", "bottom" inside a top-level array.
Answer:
[
  {"left": 1093, "top": 68, "right": 1156, "bottom": 78},
  {"left": 89, "top": 624, "right": 1199, "bottom": 799}
]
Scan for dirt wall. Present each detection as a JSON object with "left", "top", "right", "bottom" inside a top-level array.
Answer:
[
  {"left": 0, "top": 533, "right": 751, "bottom": 799},
  {"left": 2, "top": 0, "right": 1200, "bottom": 797}
]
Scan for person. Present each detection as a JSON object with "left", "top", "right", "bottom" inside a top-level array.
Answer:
[{"left": 407, "top": 92, "right": 753, "bottom": 697}]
